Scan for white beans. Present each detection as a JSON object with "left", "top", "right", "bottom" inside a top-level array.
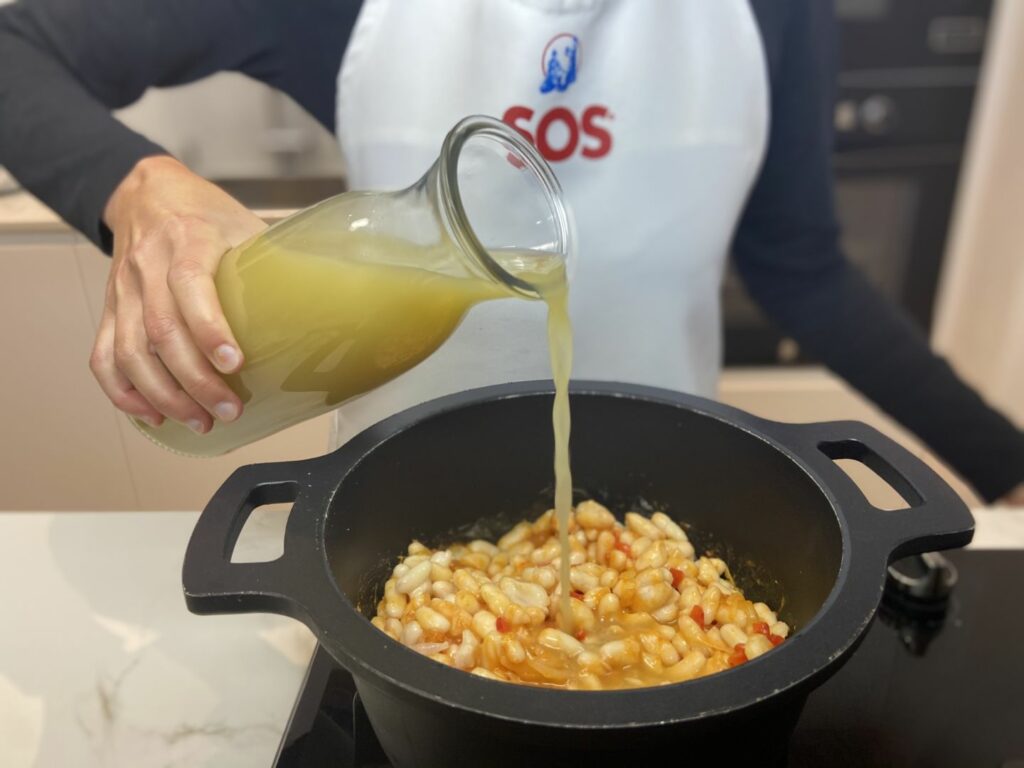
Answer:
[
  {"left": 569, "top": 566, "right": 600, "bottom": 592},
  {"left": 413, "top": 642, "right": 449, "bottom": 655},
  {"left": 531, "top": 539, "right": 561, "bottom": 565},
  {"left": 626, "top": 512, "right": 664, "bottom": 540},
  {"left": 471, "top": 610, "right": 498, "bottom": 639},
  {"left": 533, "top": 566, "right": 558, "bottom": 591},
  {"left": 384, "top": 592, "right": 407, "bottom": 618},
  {"left": 753, "top": 602, "right": 776, "bottom": 624},
  {"left": 697, "top": 559, "right": 719, "bottom": 586},
  {"left": 372, "top": 504, "right": 790, "bottom": 690},
  {"left": 497, "top": 522, "right": 531, "bottom": 550},
  {"left": 396, "top": 560, "right": 432, "bottom": 595},
  {"left": 452, "top": 630, "right": 478, "bottom": 670},
  {"left": 651, "top": 512, "right": 687, "bottom": 541},
  {"left": 719, "top": 623, "right": 748, "bottom": 649},
  {"left": 666, "top": 650, "right": 706, "bottom": 682},
  {"left": 479, "top": 583, "right": 512, "bottom": 616},
  {"left": 415, "top": 606, "right": 451, "bottom": 635},
  {"left": 635, "top": 541, "right": 668, "bottom": 571},
  {"left": 576, "top": 501, "right": 616, "bottom": 530},
  {"left": 635, "top": 582, "right": 675, "bottom": 612},
  {"left": 745, "top": 634, "right": 773, "bottom": 660},
  {"left": 597, "top": 592, "right": 621, "bottom": 618},
  {"left": 501, "top": 636, "right": 527, "bottom": 665},
  {"left": 401, "top": 620, "right": 423, "bottom": 647},
  {"left": 600, "top": 638, "right": 641, "bottom": 668},
  {"left": 499, "top": 577, "right": 549, "bottom": 609},
  {"left": 468, "top": 539, "right": 499, "bottom": 556},
  {"left": 431, "top": 580, "right": 455, "bottom": 599},
  {"left": 651, "top": 602, "right": 679, "bottom": 624},
  {"left": 430, "top": 550, "right": 452, "bottom": 567},
  {"left": 538, "top": 628, "right": 585, "bottom": 656}
]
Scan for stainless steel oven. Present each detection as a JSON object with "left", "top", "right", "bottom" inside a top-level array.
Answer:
[{"left": 723, "top": 0, "right": 992, "bottom": 365}]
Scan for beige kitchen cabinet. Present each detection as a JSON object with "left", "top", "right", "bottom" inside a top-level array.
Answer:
[
  {"left": 0, "top": 232, "right": 136, "bottom": 509},
  {"left": 934, "top": 0, "right": 1024, "bottom": 429},
  {"left": 0, "top": 233, "right": 331, "bottom": 511}
]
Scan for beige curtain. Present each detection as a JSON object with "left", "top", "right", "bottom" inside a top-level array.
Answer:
[{"left": 934, "top": 0, "right": 1024, "bottom": 429}]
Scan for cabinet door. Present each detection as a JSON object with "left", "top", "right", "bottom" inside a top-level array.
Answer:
[
  {"left": 0, "top": 234, "right": 137, "bottom": 509},
  {"left": 75, "top": 241, "right": 332, "bottom": 511}
]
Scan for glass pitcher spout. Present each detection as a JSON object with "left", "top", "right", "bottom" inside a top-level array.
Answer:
[{"left": 432, "top": 115, "right": 576, "bottom": 297}]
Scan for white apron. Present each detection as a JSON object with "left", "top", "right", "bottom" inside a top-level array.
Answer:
[{"left": 330, "top": 0, "right": 769, "bottom": 447}]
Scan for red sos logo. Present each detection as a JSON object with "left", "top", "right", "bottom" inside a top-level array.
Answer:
[{"left": 502, "top": 105, "right": 613, "bottom": 162}]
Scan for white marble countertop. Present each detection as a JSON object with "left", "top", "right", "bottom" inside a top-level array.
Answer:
[
  {"left": 0, "top": 510, "right": 316, "bottom": 768},
  {"left": 1, "top": 507, "right": 1021, "bottom": 768}
]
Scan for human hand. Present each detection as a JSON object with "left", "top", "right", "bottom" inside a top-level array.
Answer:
[{"left": 93, "top": 155, "right": 266, "bottom": 433}]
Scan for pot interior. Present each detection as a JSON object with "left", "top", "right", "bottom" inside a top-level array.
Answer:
[{"left": 324, "top": 392, "right": 843, "bottom": 631}]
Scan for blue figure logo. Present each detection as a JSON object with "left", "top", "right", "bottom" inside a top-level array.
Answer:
[{"left": 539, "top": 34, "right": 579, "bottom": 94}]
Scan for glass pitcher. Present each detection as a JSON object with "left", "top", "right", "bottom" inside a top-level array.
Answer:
[{"left": 134, "top": 115, "right": 575, "bottom": 456}]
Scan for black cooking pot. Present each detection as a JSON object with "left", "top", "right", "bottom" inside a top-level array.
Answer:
[{"left": 183, "top": 382, "right": 973, "bottom": 767}]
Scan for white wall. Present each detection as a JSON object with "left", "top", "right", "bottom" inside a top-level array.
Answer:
[
  {"left": 115, "top": 74, "right": 345, "bottom": 180},
  {"left": 934, "top": 0, "right": 1024, "bottom": 428}
]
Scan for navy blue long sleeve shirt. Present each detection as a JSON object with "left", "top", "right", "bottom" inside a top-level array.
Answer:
[{"left": 0, "top": 0, "right": 1021, "bottom": 500}]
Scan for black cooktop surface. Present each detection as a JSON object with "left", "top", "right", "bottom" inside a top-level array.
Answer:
[{"left": 275, "top": 550, "right": 1023, "bottom": 768}]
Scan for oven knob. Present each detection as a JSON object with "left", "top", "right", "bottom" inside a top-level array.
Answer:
[
  {"left": 834, "top": 100, "right": 858, "bottom": 133},
  {"left": 776, "top": 338, "right": 800, "bottom": 363},
  {"left": 887, "top": 551, "right": 958, "bottom": 602},
  {"left": 859, "top": 95, "right": 896, "bottom": 135}
]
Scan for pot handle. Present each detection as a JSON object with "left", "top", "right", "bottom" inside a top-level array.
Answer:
[
  {"left": 772, "top": 420, "right": 974, "bottom": 559},
  {"left": 182, "top": 459, "right": 330, "bottom": 628}
]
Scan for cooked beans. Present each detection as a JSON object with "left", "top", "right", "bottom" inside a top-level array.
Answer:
[{"left": 372, "top": 502, "right": 789, "bottom": 690}]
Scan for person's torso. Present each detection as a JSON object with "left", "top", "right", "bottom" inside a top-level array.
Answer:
[{"left": 330, "top": 0, "right": 769, "bottom": 446}]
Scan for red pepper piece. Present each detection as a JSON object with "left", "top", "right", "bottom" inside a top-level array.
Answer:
[
  {"left": 669, "top": 568, "right": 684, "bottom": 589},
  {"left": 613, "top": 541, "right": 632, "bottom": 556},
  {"left": 495, "top": 616, "right": 509, "bottom": 633},
  {"left": 571, "top": 590, "right": 585, "bottom": 600},
  {"left": 574, "top": 629, "right": 587, "bottom": 642},
  {"left": 752, "top": 621, "right": 770, "bottom": 637},
  {"left": 769, "top": 634, "right": 784, "bottom": 646},
  {"left": 728, "top": 644, "right": 747, "bottom": 667},
  {"left": 689, "top": 605, "right": 705, "bottom": 630}
]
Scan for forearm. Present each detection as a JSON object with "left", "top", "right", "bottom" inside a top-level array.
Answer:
[
  {"left": 739, "top": 257, "right": 1024, "bottom": 502},
  {"left": 0, "top": 9, "right": 166, "bottom": 249}
]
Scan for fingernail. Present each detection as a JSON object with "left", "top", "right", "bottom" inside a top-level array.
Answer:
[
  {"left": 186, "top": 419, "right": 205, "bottom": 434},
  {"left": 214, "top": 401, "right": 239, "bottom": 422},
  {"left": 214, "top": 344, "right": 241, "bottom": 372},
  {"left": 141, "top": 415, "right": 161, "bottom": 428}
]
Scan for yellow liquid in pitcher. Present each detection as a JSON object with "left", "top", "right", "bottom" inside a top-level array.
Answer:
[{"left": 136, "top": 233, "right": 508, "bottom": 456}]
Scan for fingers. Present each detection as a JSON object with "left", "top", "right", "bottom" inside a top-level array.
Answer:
[
  {"left": 112, "top": 268, "right": 215, "bottom": 433},
  {"left": 138, "top": 265, "right": 242, "bottom": 426},
  {"left": 89, "top": 307, "right": 165, "bottom": 428},
  {"left": 166, "top": 244, "right": 244, "bottom": 375}
]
